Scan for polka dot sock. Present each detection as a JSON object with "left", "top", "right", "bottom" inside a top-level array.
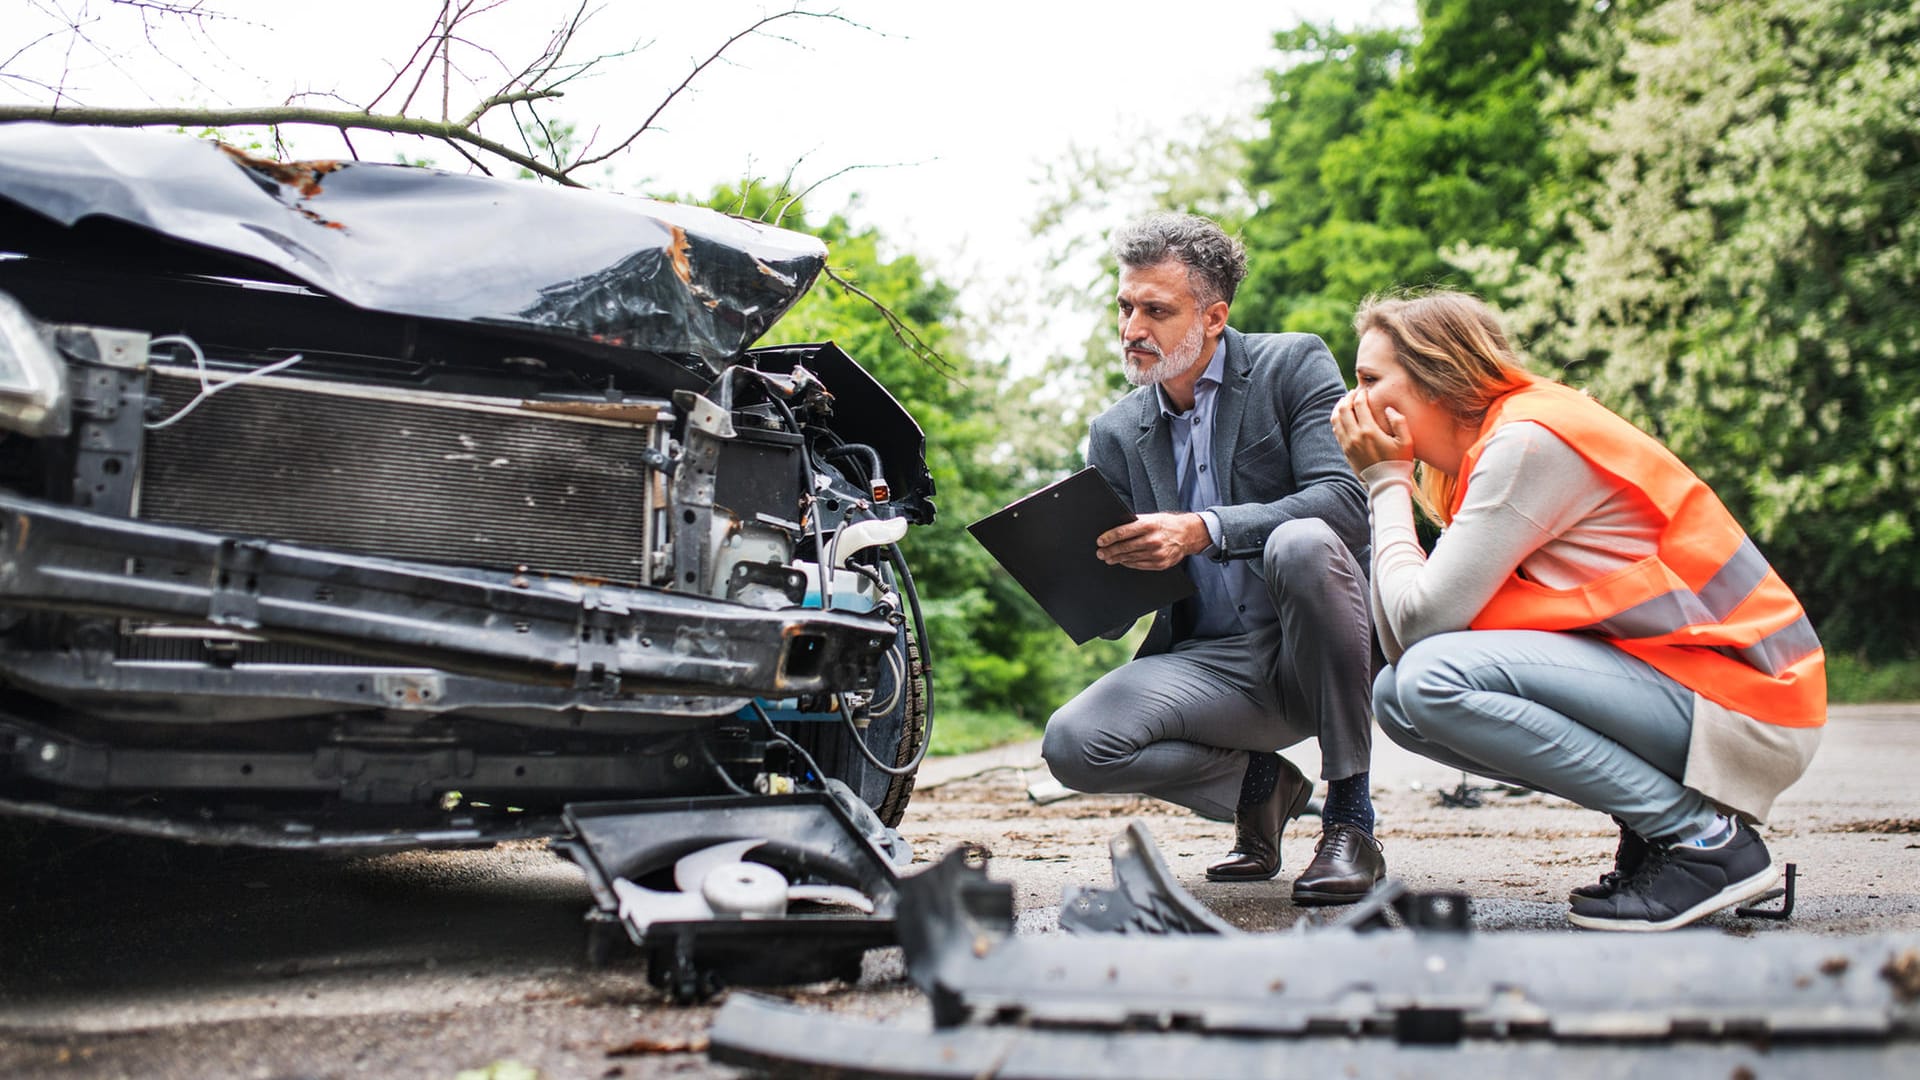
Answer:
[
  {"left": 1235, "top": 751, "right": 1280, "bottom": 810},
  {"left": 1322, "top": 771, "right": 1375, "bottom": 834}
]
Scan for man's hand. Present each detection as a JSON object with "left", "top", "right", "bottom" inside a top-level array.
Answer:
[{"left": 1096, "top": 512, "right": 1210, "bottom": 571}]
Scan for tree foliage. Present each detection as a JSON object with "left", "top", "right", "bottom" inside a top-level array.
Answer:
[
  {"left": 1500, "top": 0, "right": 1920, "bottom": 658},
  {"left": 1236, "top": 1, "right": 1582, "bottom": 362}
]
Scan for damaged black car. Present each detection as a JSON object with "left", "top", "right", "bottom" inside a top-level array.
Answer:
[{"left": 0, "top": 122, "right": 934, "bottom": 851}]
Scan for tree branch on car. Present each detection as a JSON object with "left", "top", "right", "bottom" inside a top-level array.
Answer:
[{"left": 0, "top": 1, "right": 860, "bottom": 188}]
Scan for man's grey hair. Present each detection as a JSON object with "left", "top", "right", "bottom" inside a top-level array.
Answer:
[{"left": 1112, "top": 212, "right": 1248, "bottom": 308}]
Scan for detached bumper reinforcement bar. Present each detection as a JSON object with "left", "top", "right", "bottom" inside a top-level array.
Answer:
[
  {"left": 709, "top": 825, "right": 1920, "bottom": 1078},
  {"left": 710, "top": 992, "right": 1920, "bottom": 1080},
  {"left": 0, "top": 493, "right": 893, "bottom": 697}
]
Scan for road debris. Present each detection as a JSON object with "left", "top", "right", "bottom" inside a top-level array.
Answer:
[{"left": 710, "top": 822, "right": 1920, "bottom": 1078}]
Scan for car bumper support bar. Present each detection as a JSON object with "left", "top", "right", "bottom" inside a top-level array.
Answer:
[{"left": 0, "top": 493, "right": 893, "bottom": 698}]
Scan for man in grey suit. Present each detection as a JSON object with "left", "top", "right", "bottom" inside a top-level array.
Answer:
[{"left": 1041, "top": 213, "right": 1383, "bottom": 904}]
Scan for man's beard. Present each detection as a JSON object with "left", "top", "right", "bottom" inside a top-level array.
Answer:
[{"left": 1123, "top": 319, "right": 1206, "bottom": 388}]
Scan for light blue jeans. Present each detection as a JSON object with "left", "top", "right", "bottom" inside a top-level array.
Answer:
[{"left": 1372, "top": 630, "right": 1716, "bottom": 842}]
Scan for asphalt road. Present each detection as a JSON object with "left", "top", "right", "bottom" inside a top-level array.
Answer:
[{"left": 1, "top": 704, "right": 1916, "bottom": 1079}]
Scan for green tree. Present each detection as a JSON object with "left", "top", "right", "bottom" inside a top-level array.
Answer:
[
  {"left": 1236, "top": 23, "right": 1415, "bottom": 356},
  {"left": 1497, "top": 0, "right": 1920, "bottom": 659},
  {"left": 1237, "top": 1, "right": 1582, "bottom": 362}
]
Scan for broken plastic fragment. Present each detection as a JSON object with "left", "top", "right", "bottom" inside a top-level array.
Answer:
[
  {"left": 786, "top": 884, "right": 876, "bottom": 914},
  {"left": 611, "top": 877, "right": 712, "bottom": 936}
]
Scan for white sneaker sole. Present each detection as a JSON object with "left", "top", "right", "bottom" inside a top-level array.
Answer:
[{"left": 1566, "top": 862, "right": 1781, "bottom": 932}]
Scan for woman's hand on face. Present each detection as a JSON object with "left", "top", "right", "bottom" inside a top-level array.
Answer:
[{"left": 1331, "top": 387, "right": 1412, "bottom": 473}]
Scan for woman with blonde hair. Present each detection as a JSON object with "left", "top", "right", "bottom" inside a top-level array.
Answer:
[{"left": 1332, "top": 290, "right": 1825, "bottom": 931}]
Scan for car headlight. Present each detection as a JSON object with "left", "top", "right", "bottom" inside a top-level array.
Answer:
[{"left": 0, "top": 289, "right": 69, "bottom": 437}]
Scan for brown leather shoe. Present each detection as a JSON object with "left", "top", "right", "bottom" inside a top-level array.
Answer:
[
  {"left": 1205, "top": 756, "right": 1313, "bottom": 882},
  {"left": 1290, "top": 822, "right": 1386, "bottom": 905}
]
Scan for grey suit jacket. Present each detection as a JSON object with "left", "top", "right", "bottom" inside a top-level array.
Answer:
[{"left": 1087, "top": 327, "right": 1367, "bottom": 656}]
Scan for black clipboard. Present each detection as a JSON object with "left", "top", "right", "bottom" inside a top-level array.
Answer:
[{"left": 966, "top": 467, "right": 1195, "bottom": 644}]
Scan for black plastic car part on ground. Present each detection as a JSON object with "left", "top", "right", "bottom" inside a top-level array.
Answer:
[
  {"left": 0, "top": 122, "right": 935, "bottom": 847},
  {"left": 557, "top": 787, "right": 909, "bottom": 1002}
]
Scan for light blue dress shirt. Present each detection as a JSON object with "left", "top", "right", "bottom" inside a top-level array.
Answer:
[{"left": 1158, "top": 345, "right": 1278, "bottom": 639}]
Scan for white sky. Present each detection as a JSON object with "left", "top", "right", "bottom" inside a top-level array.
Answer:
[{"left": 5, "top": 0, "right": 1416, "bottom": 366}]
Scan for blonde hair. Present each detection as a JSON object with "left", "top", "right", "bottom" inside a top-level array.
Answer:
[{"left": 1353, "top": 290, "right": 1537, "bottom": 524}]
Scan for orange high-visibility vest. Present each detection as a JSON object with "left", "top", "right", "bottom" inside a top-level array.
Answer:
[{"left": 1454, "top": 381, "right": 1826, "bottom": 728}]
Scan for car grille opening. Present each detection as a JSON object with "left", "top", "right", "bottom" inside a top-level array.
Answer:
[{"left": 138, "top": 368, "right": 666, "bottom": 584}]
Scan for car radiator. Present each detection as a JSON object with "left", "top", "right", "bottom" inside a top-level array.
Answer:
[{"left": 137, "top": 367, "right": 668, "bottom": 586}]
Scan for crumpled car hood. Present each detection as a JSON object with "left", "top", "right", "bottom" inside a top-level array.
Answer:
[{"left": 0, "top": 122, "right": 826, "bottom": 364}]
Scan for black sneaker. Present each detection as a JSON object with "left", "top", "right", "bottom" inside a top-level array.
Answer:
[
  {"left": 1567, "top": 820, "right": 1777, "bottom": 932},
  {"left": 1569, "top": 817, "right": 1650, "bottom": 901}
]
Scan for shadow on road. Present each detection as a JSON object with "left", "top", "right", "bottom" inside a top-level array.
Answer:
[{"left": 0, "top": 823, "right": 600, "bottom": 1008}]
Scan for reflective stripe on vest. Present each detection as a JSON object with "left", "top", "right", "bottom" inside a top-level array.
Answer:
[{"left": 1456, "top": 381, "right": 1826, "bottom": 728}]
